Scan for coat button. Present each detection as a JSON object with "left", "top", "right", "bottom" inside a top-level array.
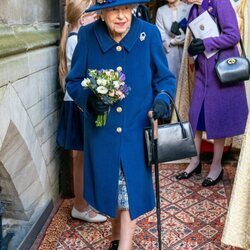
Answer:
[
  {"left": 116, "top": 107, "right": 122, "bottom": 112},
  {"left": 116, "top": 46, "right": 122, "bottom": 52},
  {"left": 116, "top": 127, "right": 122, "bottom": 133}
]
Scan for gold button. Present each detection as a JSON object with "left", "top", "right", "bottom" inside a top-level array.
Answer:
[
  {"left": 116, "top": 107, "right": 122, "bottom": 113},
  {"left": 116, "top": 127, "right": 122, "bottom": 133},
  {"left": 116, "top": 46, "right": 122, "bottom": 52}
]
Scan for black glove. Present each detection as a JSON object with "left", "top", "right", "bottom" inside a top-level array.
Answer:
[
  {"left": 170, "top": 21, "right": 181, "bottom": 36},
  {"left": 188, "top": 38, "right": 205, "bottom": 56},
  {"left": 87, "top": 93, "right": 109, "bottom": 115},
  {"left": 152, "top": 100, "right": 169, "bottom": 120}
]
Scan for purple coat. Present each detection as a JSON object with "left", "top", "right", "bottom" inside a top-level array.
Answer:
[{"left": 188, "top": 0, "right": 248, "bottom": 139}]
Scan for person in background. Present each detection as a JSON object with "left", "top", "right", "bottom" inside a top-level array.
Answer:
[
  {"left": 175, "top": 0, "right": 248, "bottom": 186},
  {"left": 57, "top": 0, "right": 107, "bottom": 223},
  {"left": 156, "top": 0, "right": 191, "bottom": 79},
  {"left": 65, "top": 0, "right": 176, "bottom": 248},
  {"left": 222, "top": 1, "right": 250, "bottom": 246},
  {"left": 132, "top": 4, "right": 151, "bottom": 22},
  {"left": 222, "top": 116, "right": 250, "bottom": 248}
]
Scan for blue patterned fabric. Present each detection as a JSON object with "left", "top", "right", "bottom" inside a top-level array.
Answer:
[{"left": 118, "top": 167, "right": 129, "bottom": 210}]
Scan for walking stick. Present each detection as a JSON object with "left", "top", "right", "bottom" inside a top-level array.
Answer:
[{"left": 148, "top": 111, "right": 162, "bottom": 250}]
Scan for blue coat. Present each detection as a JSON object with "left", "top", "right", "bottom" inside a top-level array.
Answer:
[
  {"left": 188, "top": 0, "right": 248, "bottom": 139},
  {"left": 66, "top": 17, "right": 176, "bottom": 219}
]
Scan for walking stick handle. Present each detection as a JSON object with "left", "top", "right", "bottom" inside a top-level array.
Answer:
[{"left": 148, "top": 111, "right": 158, "bottom": 140}]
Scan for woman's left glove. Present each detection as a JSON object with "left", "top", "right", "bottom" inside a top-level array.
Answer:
[
  {"left": 188, "top": 38, "right": 205, "bottom": 56},
  {"left": 170, "top": 29, "right": 185, "bottom": 46},
  {"left": 87, "top": 93, "right": 109, "bottom": 115},
  {"left": 152, "top": 100, "right": 169, "bottom": 120}
]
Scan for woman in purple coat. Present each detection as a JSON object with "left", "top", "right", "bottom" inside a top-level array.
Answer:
[{"left": 176, "top": 0, "right": 248, "bottom": 186}]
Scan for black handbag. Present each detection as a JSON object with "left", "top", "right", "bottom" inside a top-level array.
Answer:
[
  {"left": 144, "top": 93, "right": 197, "bottom": 165},
  {"left": 215, "top": 39, "right": 250, "bottom": 86}
]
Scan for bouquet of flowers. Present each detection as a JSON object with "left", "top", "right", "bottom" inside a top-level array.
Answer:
[{"left": 81, "top": 67, "right": 131, "bottom": 127}]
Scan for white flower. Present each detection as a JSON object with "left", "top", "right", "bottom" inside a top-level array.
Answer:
[
  {"left": 116, "top": 66, "right": 122, "bottom": 72},
  {"left": 97, "top": 79, "right": 102, "bottom": 85},
  {"left": 101, "top": 79, "right": 107, "bottom": 86},
  {"left": 97, "top": 86, "right": 108, "bottom": 94},
  {"left": 113, "top": 81, "right": 120, "bottom": 89},
  {"left": 81, "top": 78, "right": 90, "bottom": 87}
]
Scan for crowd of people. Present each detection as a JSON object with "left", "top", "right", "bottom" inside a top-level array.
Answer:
[{"left": 56, "top": 0, "right": 249, "bottom": 249}]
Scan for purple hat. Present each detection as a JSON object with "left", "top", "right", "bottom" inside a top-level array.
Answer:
[{"left": 86, "top": 0, "right": 150, "bottom": 12}]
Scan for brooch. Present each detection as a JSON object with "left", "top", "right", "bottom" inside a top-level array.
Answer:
[
  {"left": 139, "top": 32, "right": 146, "bottom": 41},
  {"left": 97, "top": 0, "right": 115, "bottom": 4},
  {"left": 208, "top": 6, "right": 213, "bottom": 13}
]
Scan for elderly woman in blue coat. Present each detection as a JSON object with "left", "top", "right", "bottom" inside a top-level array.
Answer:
[
  {"left": 176, "top": 0, "right": 248, "bottom": 186},
  {"left": 66, "top": 0, "right": 176, "bottom": 248}
]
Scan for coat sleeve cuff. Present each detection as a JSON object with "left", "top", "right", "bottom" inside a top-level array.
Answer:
[
  {"left": 203, "top": 38, "right": 214, "bottom": 52},
  {"left": 155, "top": 91, "right": 174, "bottom": 109}
]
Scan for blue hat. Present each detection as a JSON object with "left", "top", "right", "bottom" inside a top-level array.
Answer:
[{"left": 86, "top": 0, "right": 150, "bottom": 12}]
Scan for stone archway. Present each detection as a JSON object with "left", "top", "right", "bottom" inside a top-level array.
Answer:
[{"left": 0, "top": 122, "right": 44, "bottom": 221}]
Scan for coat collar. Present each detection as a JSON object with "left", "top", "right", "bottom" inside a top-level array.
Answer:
[
  {"left": 190, "top": 0, "right": 216, "bottom": 20},
  {"left": 94, "top": 16, "right": 142, "bottom": 53},
  {"left": 189, "top": 0, "right": 216, "bottom": 22}
]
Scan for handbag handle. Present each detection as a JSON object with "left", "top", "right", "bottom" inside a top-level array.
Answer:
[
  {"left": 218, "top": 38, "right": 247, "bottom": 59},
  {"left": 239, "top": 39, "right": 247, "bottom": 58},
  {"left": 159, "top": 91, "right": 188, "bottom": 138}
]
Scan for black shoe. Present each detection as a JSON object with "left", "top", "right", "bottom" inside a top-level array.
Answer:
[
  {"left": 108, "top": 240, "right": 119, "bottom": 250},
  {"left": 202, "top": 169, "right": 223, "bottom": 187},
  {"left": 175, "top": 163, "right": 202, "bottom": 180}
]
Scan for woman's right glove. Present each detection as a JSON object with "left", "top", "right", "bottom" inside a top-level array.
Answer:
[
  {"left": 163, "top": 41, "right": 171, "bottom": 53},
  {"left": 170, "top": 29, "right": 185, "bottom": 46},
  {"left": 87, "top": 93, "right": 109, "bottom": 115},
  {"left": 188, "top": 38, "right": 205, "bottom": 56},
  {"left": 152, "top": 100, "right": 169, "bottom": 120}
]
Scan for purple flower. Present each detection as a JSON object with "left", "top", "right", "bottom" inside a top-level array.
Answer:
[
  {"left": 119, "top": 73, "right": 126, "bottom": 81},
  {"left": 119, "top": 84, "right": 131, "bottom": 96}
]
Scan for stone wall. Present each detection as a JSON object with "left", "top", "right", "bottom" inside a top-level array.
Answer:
[
  {"left": 0, "top": 1, "right": 62, "bottom": 248},
  {"left": 0, "top": 0, "right": 59, "bottom": 25}
]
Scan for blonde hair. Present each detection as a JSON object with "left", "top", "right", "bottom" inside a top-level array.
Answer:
[
  {"left": 59, "top": 0, "right": 93, "bottom": 89},
  {"left": 235, "top": 0, "right": 246, "bottom": 38}
]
